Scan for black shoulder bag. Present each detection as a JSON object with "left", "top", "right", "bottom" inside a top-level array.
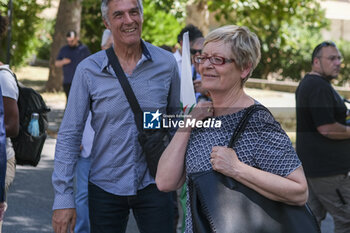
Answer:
[
  {"left": 106, "top": 47, "right": 170, "bottom": 178},
  {"left": 188, "top": 104, "right": 320, "bottom": 233}
]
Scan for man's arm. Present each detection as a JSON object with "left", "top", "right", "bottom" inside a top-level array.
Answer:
[
  {"left": 51, "top": 63, "right": 90, "bottom": 232},
  {"left": 3, "top": 96, "right": 19, "bottom": 137},
  {"left": 317, "top": 122, "right": 350, "bottom": 140},
  {"left": 55, "top": 58, "right": 71, "bottom": 68}
]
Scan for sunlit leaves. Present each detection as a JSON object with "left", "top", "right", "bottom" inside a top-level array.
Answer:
[
  {"left": 204, "top": 0, "right": 329, "bottom": 80},
  {"left": 0, "top": 0, "right": 50, "bottom": 67}
]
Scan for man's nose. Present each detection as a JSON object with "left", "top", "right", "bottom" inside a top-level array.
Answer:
[{"left": 124, "top": 13, "right": 133, "bottom": 23}]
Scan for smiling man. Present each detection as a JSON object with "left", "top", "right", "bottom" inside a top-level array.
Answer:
[
  {"left": 296, "top": 41, "right": 350, "bottom": 233},
  {"left": 51, "top": 0, "right": 180, "bottom": 233}
]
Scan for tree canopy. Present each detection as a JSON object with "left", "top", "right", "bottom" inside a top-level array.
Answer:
[
  {"left": 204, "top": 0, "right": 329, "bottom": 80},
  {"left": 142, "top": 0, "right": 185, "bottom": 47},
  {"left": 0, "top": 0, "right": 50, "bottom": 67},
  {"left": 3, "top": 0, "right": 348, "bottom": 85}
]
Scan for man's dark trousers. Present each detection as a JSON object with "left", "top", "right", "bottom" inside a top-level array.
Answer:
[{"left": 89, "top": 183, "right": 174, "bottom": 233}]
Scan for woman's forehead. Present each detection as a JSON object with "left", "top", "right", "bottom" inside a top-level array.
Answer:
[{"left": 203, "top": 41, "right": 230, "bottom": 54}]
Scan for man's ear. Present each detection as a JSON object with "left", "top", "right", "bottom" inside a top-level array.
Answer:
[
  {"left": 241, "top": 63, "right": 252, "bottom": 79},
  {"left": 103, "top": 19, "right": 110, "bottom": 29},
  {"left": 312, "top": 57, "right": 321, "bottom": 70},
  {"left": 314, "top": 57, "right": 320, "bottom": 66}
]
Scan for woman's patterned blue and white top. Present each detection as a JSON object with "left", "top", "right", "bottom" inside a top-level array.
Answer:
[{"left": 184, "top": 104, "right": 301, "bottom": 233}]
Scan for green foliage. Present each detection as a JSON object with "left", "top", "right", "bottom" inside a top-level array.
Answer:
[
  {"left": 80, "top": 0, "right": 106, "bottom": 54},
  {"left": 335, "top": 40, "right": 350, "bottom": 86},
  {"left": 0, "top": 0, "right": 50, "bottom": 67},
  {"left": 204, "top": 0, "right": 329, "bottom": 81},
  {"left": 142, "top": 0, "right": 184, "bottom": 47},
  {"left": 36, "top": 19, "right": 55, "bottom": 61},
  {"left": 149, "top": 0, "right": 187, "bottom": 19}
]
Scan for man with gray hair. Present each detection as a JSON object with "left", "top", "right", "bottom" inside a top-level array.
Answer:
[{"left": 52, "top": 0, "right": 180, "bottom": 232}]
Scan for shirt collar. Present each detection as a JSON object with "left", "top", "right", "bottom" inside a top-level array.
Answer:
[{"left": 101, "top": 39, "right": 152, "bottom": 73}]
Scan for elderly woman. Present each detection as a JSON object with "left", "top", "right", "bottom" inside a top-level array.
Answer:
[{"left": 156, "top": 25, "right": 308, "bottom": 232}]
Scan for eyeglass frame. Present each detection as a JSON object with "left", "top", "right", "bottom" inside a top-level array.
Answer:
[{"left": 193, "top": 55, "right": 235, "bottom": 65}]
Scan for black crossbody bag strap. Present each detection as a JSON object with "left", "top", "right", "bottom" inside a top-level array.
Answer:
[
  {"left": 228, "top": 104, "right": 270, "bottom": 147},
  {"left": 106, "top": 47, "right": 143, "bottom": 132}
]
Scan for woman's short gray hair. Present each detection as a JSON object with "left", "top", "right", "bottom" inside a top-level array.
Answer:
[
  {"left": 205, "top": 25, "right": 261, "bottom": 82},
  {"left": 101, "top": 0, "right": 143, "bottom": 24}
]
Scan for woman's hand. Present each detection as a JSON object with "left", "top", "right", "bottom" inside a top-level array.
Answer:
[
  {"left": 210, "top": 145, "right": 308, "bottom": 206},
  {"left": 187, "top": 101, "right": 214, "bottom": 123},
  {"left": 210, "top": 146, "right": 243, "bottom": 178}
]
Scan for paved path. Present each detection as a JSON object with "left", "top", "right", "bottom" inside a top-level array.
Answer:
[{"left": 2, "top": 88, "right": 334, "bottom": 233}]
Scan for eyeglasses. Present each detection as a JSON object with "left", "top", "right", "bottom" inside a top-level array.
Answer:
[
  {"left": 194, "top": 55, "right": 235, "bottom": 65},
  {"left": 190, "top": 48, "right": 202, "bottom": 55}
]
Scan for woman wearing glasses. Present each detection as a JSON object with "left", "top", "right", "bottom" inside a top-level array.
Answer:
[{"left": 156, "top": 25, "right": 308, "bottom": 232}]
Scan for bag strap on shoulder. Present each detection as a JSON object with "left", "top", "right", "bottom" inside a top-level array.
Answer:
[
  {"left": 105, "top": 47, "right": 143, "bottom": 132},
  {"left": 228, "top": 104, "right": 271, "bottom": 147}
]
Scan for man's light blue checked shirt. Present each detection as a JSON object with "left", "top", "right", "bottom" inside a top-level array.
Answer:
[{"left": 52, "top": 41, "right": 180, "bottom": 210}]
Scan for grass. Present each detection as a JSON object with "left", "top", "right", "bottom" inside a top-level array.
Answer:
[
  {"left": 14, "top": 66, "right": 66, "bottom": 107},
  {"left": 14, "top": 66, "right": 66, "bottom": 138}
]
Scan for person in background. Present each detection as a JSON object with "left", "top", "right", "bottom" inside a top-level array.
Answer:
[
  {"left": 156, "top": 25, "right": 308, "bottom": 233},
  {"left": 0, "top": 12, "right": 19, "bottom": 233},
  {"left": 191, "top": 37, "right": 210, "bottom": 102},
  {"left": 74, "top": 27, "right": 115, "bottom": 233},
  {"left": 55, "top": 30, "right": 91, "bottom": 102},
  {"left": 174, "top": 24, "right": 203, "bottom": 76},
  {"left": 0, "top": 63, "right": 19, "bottom": 233},
  {"left": 159, "top": 43, "right": 180, "bottom": 233},
  {"left": 0, "top": 85, "right": 6, "bottom": 223},
  {"left": 174, "top": 25, "right": 207, "bottom": 233},
  {"left": 51, "top": 0, "right": 180, "bottom": 232},
  {"left": 101, "top": 29, "right": 113, "bottom": 50},
  {"left": 0, "top": 13, "right": 8, "bottom": 228},
  {"left": 74, "top": 112, "right": 94, "bottom": 233},
  {"left": 295, "top": 41, "right": 350, "bottom": 233},
  {"left": 74, "top": 27, "right": 114, "bottom": 233},
  {"left": 0, "top": 46, "right": 18, "bottom": 233}
]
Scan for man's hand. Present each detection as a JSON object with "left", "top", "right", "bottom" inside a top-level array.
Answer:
[
  {"left": 61, "top": 58, "right": 71, "bottom": 65},
  {"left": 52, "top": 208, "right": 76, "bottom": 233},
  {"left": 0, "top": 202, "right": 7, "bottom": 221},
  {"left": 55, "top": 58, "right": 71, "bottom": 68},
  {"left": 193, "top": 79, "right": 208, "bottom": 96}
]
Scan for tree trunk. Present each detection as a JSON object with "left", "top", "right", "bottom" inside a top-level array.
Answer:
[
  {"left": 186, "top": 0, "right": 210, "bottom": 35},
  {"left": 45, "top": 0, "right": 82, "bottom": 92}
]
